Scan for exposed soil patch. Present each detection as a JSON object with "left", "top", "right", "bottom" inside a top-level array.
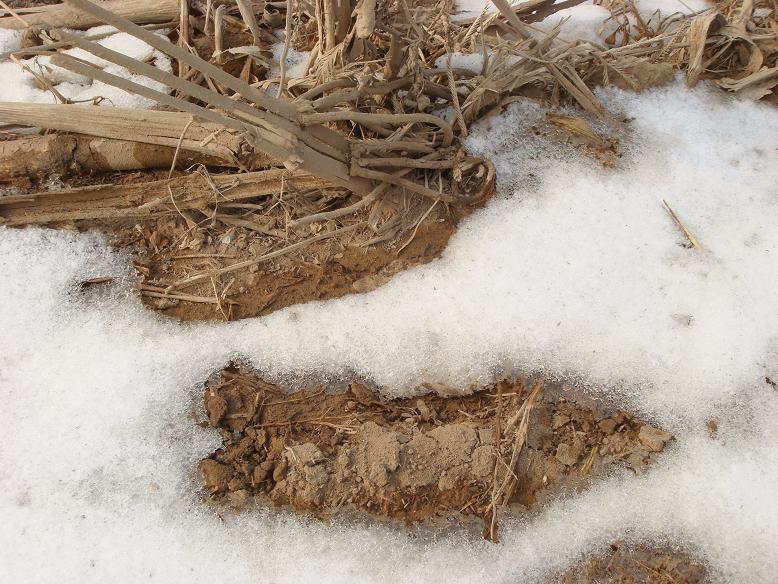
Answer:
[
  {"left": 107, "top": 202, "right": 460, "bottom": 321},
  {"left": 560, "top": 542, "right": 708, "bottom": 583},
  {"left": 197, "top": 366, "right": 673, "bottom": 536}
]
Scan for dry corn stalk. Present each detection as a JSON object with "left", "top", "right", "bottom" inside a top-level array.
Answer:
[
  {"left": 0, "top": 133, "right": 230, "bottom": 180},
  {"left": 0, "top": 168, "right": 326, "bottom": 224},
  {"left": 0, "top": 102, "right": 271, "bottom": 169},
  {"left": 0, "top": 0, "right": 179, "bottom": 29}
]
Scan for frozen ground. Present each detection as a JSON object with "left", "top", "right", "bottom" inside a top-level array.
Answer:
[{"left": 1, "top": 81, "right": 778, "bottom": 582}]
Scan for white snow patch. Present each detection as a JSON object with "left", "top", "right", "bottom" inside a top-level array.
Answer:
[
  {"left": 535, "top": 3, "right": 616, "bottom": 44},
  {"left": 0, "top": 26, "right": 171, "bottom": 108},
  {"left": 636, "top": 0, "right": 710, "bottom": 16},
  {"left": 1, "top": 81, "right": 778, "bottom": 582},
  {"left": 268, "top": 43, "right": 310, "bottom": 80},
  {"left": 434, "top": 51, "right": 486, "bottom": 74},
  {"left": 451, "top": 0, "right": 710, "bottom": 41},
  {"left": 0, "top": 28, "right": 23, "bottom": 54},
  {"left": 450, "top": 1, "right": 615, "bottom": 43}
]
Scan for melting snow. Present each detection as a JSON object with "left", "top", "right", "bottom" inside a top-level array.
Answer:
[{"left": 1, "top": 81, "right": 777, "bottom": 582}]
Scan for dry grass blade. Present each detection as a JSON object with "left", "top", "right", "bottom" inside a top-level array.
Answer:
[
  {"left": 489, "top": 0, "right": 537, "bottom": 39},
  {"left": 662, "top": 199, "right": 701, "bottom": 250},
  {"left": 547, "top": 113, "right": 607, "bottom": 148}
]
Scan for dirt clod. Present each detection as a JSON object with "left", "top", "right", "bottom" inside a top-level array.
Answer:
[
  {"left": 198, "top": 366, "right": 674, "bottom": 532},
  {"left": 638, "top": 425, "right": 674, "bottom": 452},
  {"left": 559, "top": 541, "right": 708, "bottom": 583}
]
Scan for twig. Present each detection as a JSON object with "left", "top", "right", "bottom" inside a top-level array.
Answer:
[
  {"left": 168, "top": 115, "right": 195, "bottom": 179},
  {"left": 662, "top": 199, "right": 701, "bottom": 250},
  {"left": 278, "top": 0, "right": 294, "bottom": 97}
]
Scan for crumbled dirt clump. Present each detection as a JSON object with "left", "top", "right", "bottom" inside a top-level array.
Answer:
[
  {"left": 559, "top": 541, "right": 708, "bottom": 583},
  {"left": 197, "top": 367, "right": 673, "bottom": 532}
]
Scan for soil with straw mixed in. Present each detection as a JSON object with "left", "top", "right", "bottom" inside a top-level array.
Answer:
[{"left": 198, "top": 367, "right": 674, "bottom": 537}]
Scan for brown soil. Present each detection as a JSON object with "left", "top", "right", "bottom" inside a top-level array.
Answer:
[
  {"left": 560, "top": 542, "right": 708, "bottom": 583},
  {"left": 106, "top": 203, "right": 459, "bottom": 322},
  {"left": 197, "top": 366, "right": 673, "bottom": 535},
  {"left": 1, "top": 99, "right": 619, "bottom": 327}
]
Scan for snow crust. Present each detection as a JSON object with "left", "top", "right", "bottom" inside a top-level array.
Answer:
[
  {"left": 535, "top": 3, "right": 615, "bottom": 43},
  {"left": 0, "top": 26, "right": 171, "bottom": 107},
  {"left": 451, "top": 0, "right": 710, "bottom": 41},
  {"left": 2, "top": 81, "right": 778, "bottom": 582}
]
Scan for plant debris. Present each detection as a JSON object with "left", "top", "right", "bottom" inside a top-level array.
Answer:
[{"left": 2, "top": 0, "right": 776, "bottom": 319}]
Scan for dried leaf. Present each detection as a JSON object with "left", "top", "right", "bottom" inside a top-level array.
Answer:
[
  {"left": 686, "top": 12, "right": 726, "bottom": 87},
  {"left": 718, "top": 66, "right": 778, "bottom": 100}
]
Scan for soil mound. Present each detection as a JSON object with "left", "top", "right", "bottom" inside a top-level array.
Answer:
[{"left": 198, "top": 367, "right": 673, "bottom": 536}]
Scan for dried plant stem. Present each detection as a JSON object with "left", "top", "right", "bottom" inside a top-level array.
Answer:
[
  {"left": 178, "top": 0, "right": 190, "bottom": 78},
  {"left": 168, "top": 115, "right": 195, "bottom": 178},
  {"left": 278, "top": 0, "right": 294, "bottom": 97},
  {"left": 235, "top": 0, "right": 263, "bottom": 45},
  {"left": 213, "top": 3, "right": 225, "bottom": 63},
  {"left": 167, "top": 222, "right": 364, "bottom": 291},
  {"left": 662, "top": 199, "right": 701, "bottom": 250}
]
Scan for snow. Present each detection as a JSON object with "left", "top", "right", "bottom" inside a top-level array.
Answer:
[
  {"left": 450, "top": 0, "right": 711, "bottom": 42},
  {"left": 0, "top": 28, "right": 23, "bottom": 53},
  {"left": 637, "top": 0, "right": 710, "bottom": 15},
  {"left": 0, "top": 26, "right": 171, "bottom": 108},
  {"left": 535, "top": 3, "right": 615, "bottom": 44},
  {"left": 434, "top": 51, "right": 487, "bottom": 74},
  {"left": 2, "top": 80, "right": 778, "bottom": 582},
  {"left": 268, "top": 42, "right": 311, "bottom": 80}
]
